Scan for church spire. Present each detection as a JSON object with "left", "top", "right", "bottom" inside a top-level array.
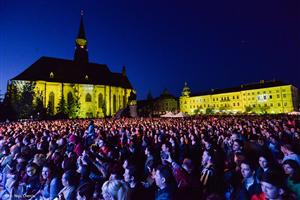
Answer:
[
  {"left": 78, "top": 10, "right": 86, "bottom": 39},
  {"left": 74, "top": 10, "right": 89, "bottom": 63}
]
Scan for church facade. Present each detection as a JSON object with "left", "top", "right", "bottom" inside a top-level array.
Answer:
[{"left": 10, "top": 13, "right": 136, "bottom": 118}]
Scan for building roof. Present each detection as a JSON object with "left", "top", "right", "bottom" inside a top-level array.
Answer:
[
  {"left": 191, "top": 80, "right": 290, "bottom": 97},
  {"left": 12, "top": 56, "right": 133, "bottom": 89}
]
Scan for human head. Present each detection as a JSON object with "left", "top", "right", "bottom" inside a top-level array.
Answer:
[
  {"left": 61, "top": 170, "right": 78, "bottom": 187},
  {"left": 232, "top": 139, "right": 243, "bottom": 152},
  {"left": 76, "top": 183, "right": 94, "bottom": 200},
  {"left": 260, "top": 171, "right": 285, "bottom": 199},
  {"left": 282, "top": 159, "right": 300, "bottom": 180},
  {"left": 258, "top": 155, "right": 269, "bottom": 169},
  {"left": 182, "top": 158, "right": 193, "bottom": 173},
  {"left": 154, "top": 165, "right": 173, "bottom": 189},
  {"left": 202, "top": 149, "right": 214, "bottom": 166},
  {"left": 240, "top": 160, "right": 254, "bottom": 179},
  {"left": 145, "top": 145, "right": 153, "bottom": 156},
  {"left": 26, "top": 163, "right": 38, "bottom": 177},
  {"left": 123, "top": 165, "right": 138, "bottom": 184},
  {"left": 101, "top": 179, "right": 129, "bottom": 200},
  {"left": 161, "top": 142, "right": 172, "bottom": 153},
  {"left": 42, "top": 163, "right": 54, "bottom": 180}
]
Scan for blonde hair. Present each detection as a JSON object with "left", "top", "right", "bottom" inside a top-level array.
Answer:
[{"left": 101, "top": 179, "right": 129, "bottom": 200}]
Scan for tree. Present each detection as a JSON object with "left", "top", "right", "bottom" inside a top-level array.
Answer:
[
  {"left": 244, "top": 105, "right": 253, "bottom": 114},
  {"left": 205, "top": 107, "right": 214, "bottom": 115},
  {"left": 67, "top": 93, "right": 81, "bottom": 119},
  {"left": 33, "top": 92, "right": 46, "bottom": 119},
  {"left": 47, "top": 101, "right": 54, "bottom": 117},
  {"left": 19, "top": 81, "right": 36, "bottom": 119},
  {"left": 194, "top": 108, "right": 201, "bottom": 115},
  {"left": 56, "top": 95, "right": 68, "bottom": 119},
  {"left": 1, "top": 82, "right": 19, "bottom": 120}
]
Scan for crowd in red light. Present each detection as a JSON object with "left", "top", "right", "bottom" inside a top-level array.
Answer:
[{"left": 0, "top": 115, "right": 299, "bottom": 200}]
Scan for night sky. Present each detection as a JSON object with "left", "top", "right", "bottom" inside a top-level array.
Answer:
[{"left": 1, "top": 0, "right": 299, "bottom": 100}]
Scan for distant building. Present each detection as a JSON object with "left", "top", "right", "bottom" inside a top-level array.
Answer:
[
  {"left": 138, "top": 89, "right": 178, "bottom": 117},
  {"left": 10, "top": 12, "right": 135, "bottom": 118},
  {"left": 180, "top": 80, "right": 299, "bottom": 115}
]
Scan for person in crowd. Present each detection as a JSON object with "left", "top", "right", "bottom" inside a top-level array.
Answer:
[
  {"left": 123, "top": 165, "right": 145, "bottom": 200},
  {"left": 57, "top": 170, "right": 78, "bottom": 200},
  {"left": 200, "top": 149, "right": 219, "bottom": 198},
  {"left": 0, "top": 115, "right": 298, "bottom": 199},
  {"left": 101, "top": 179, "right": 129, "bottom": 200},
  {"left": 281, "top": 144, "right": 300, "bottom": 165},
  {"left": 255, "top": 154, "right": 272, "bottom": 182},
  {"left": 22, "top": 163, "right": 41, "bottom": 197},
  {"left": 235, "top": 159, "right": 261, "bottom": 199},
  {"left": 76, "top": 182, "right": 95, "bottom": 200},
  {"left": 251, "top": 170, "right": 296, "bottom": 200},
  {"left": 154, "top": 165, "right": 176, "bottom": 200},
  {"left": 30, "top": 163, "right": 62, "bottom": 200},
  {"left": 282, "top": 159, "right": 300, "bottom": 199}
]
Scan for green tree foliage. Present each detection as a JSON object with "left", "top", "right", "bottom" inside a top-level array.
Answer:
[
  {"left": 2, "top": 81, "right": 37, "bottom": 119},
  {"left": 19, "top": 81, "right": 36, "bottom": 119},
  {"left": 67, "top": 93, "right": 81, "bottom": 119},
  {"left": 205, "top": 107, "right": 214, "bottom": 115},
  {"left": 244, "top": 105, "right": 253, "bottom": 113},
  {"left": 56, "top": 95, "right": 68, "bottom": 118},
  {"left": 47, "top": 101, "right": 54, "bottom": 117},
  {"left": 34, "top": 94, "right": 46, "bottom": 119}
]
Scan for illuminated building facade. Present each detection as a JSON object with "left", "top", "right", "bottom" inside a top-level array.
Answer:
[
  {"left": 10, "top": 12, "right": 135, "bottom": 118},
  {"left": 180, "top": 80, "right": 299, "bottom": 115}
]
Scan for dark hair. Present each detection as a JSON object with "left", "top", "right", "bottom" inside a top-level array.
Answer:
[
  {"left": 77, "top": 183, "right": 94, "bottom": 199},
  {"left": 283, "top": 159, "right": 300, "bottom": 183},
  {"left": 125, "top": 165, "right": 140, "bottom": 182},
  {"left": 63, "top": 170, "right": 78, "bottom": 186},
  {"left": 156, "top": 165, "right": 174, "bottom": 185},
  {"left": 145, "top": 145, "right": 154, "bottom": 155},
  {"left": 233, "top": 139, "right": 244, "bottom": 148},
  {"left": 261, "top": 170, "right": 285, "bottom": 189},
  {"left": 240, "top": 159, "right": 255, "bottom": 171}
]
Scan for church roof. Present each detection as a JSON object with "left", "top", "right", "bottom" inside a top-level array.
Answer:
[
  {"left": 12, "top": 56, "right": 133, "bottom": 89},
  {"left": 191, "top": 80, "right": 290, "bottom": 97}
]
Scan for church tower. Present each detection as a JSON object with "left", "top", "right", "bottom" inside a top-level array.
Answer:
[
  {"left": 74, "top": 11, "right": 89, "bottom": 63},
  {"left": 181, "top": 82, "right": 191, "bottom": 97}
]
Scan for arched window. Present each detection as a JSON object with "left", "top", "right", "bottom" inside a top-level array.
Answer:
[
  {"left": 67, "top": 92, "right": 73, "bottom": 104},
  {"left": 49, "top": 92, "right": 55, "bottom": 113},
  {"left": 113, "top": 95, "right": 116, "bottom": 113},
  {"left": 98, "top": 93, "right": 103, "bottom": 108},
  {"left": 86, "top": 93, "right": 92, "bottom": 102}
]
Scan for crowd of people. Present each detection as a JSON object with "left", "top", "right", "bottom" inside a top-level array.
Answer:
[{"left": 0, "top": 115, "right": 299, "bottom": 200}]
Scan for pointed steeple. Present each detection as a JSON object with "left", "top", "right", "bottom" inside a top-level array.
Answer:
[
  {"left": 77, "top": 10, "right": 86, "bottom": 39},
  {"left": 74, "top": 10, "right": 89, "bottom": 63}
]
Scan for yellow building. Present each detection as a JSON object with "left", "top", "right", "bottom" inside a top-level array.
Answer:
[
  {"left": 10, "top": 12, "right": 135, "bottom": 118},
  {"left": 180, "top": 80, "right": 299, "bottom": 115}
]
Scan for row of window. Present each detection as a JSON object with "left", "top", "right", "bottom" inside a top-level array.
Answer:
[
  {"left": 247, "top": 102, "right": 288, "bottom": 108},
  {"left": 243, "top": 89, "right": 286, "bottom": 96},
  {"left": 185, "top": 93, "right": 289, "bottom": 104}
]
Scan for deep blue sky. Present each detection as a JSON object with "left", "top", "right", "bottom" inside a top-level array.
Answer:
[{"left": 1, "top": 0, "right": 299, "bottom": 100}]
